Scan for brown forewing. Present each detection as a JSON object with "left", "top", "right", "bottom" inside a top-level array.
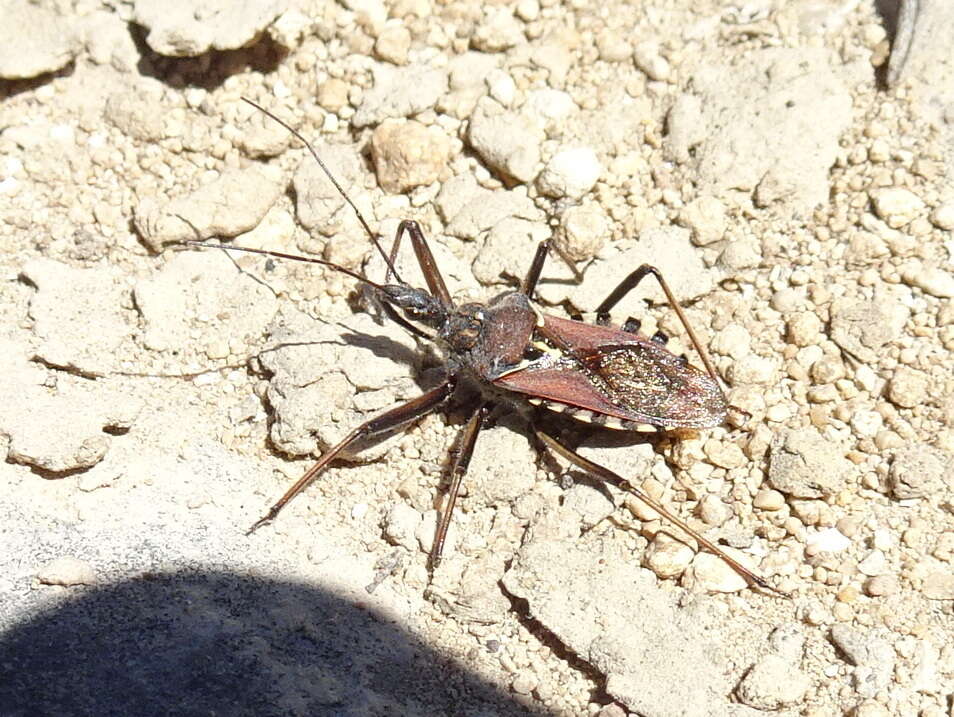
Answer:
[{"left": 494, "top": 314, "right": 728, "bottom": 429}]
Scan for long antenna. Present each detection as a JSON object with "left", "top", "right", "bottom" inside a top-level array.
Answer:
[
  {"left": 240, "top": 96, "right": 404, "bottom": 285},
  {"left": 185, "top": 240, "right": 387, "bottom": 291}
]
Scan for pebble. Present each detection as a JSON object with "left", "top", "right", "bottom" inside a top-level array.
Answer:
[
  {"left": 887, "top": 366, "right": 930, "bottom": 408},
  {"left": 864, "top": 574, "right": 899, "bottom": 596},
  {"left": 836, "top": 585, "right": 859, "bottom": 603},
  {"left": 633, "top": 41, "right": 671, "bottom": 82},
  {"left": 727, "top": 355, "right": 778, "bottom": 385},
  {"left": 850, "top": 410, "right": 883, "bottom": 438},
  {"left": 370, "top": 119, "right": 451, "bottom": 193},
  {"left": 486, "top": 69, "right": 517, "bottom": 107},
  {"left": 536, "top": 147, "right": 602, "bottom": 199},
  {"left": 687, "top": 551, "right": 749, "bottom": 593},
  {"left": 374, "top": 24, "right": 411, "bottom": 64},
  {"left": 317, "top": 78, "right": 350, "bottom": 113},
  {"left": 857, "top": 549, "right": 887, "bottom": 576},
  {"left": 596, "top": 29, "right": 631, "bottom": 63},
  {"left": 36, "top": 556, "right": 96, "bottom": 586},
  {"left": 710, "top": 323, "right": 751, "bottom": 360},
  {"left": 901, "top": 264, "right": 954, "bottom": 298},
  {"left": 679, "top": 195, "right": 727, "bottom": 246},
  {"left": 384, "top": 502, "right": 422, "bottom": 551},
  {"left": 921, "top": 572, "right": 954, "bottom": 600},
  {"left": 698, "top": 495, "right": 732, "bottom": 526},
  {"left": 644, "top": 534, "right": 695, "bottom": 578},
  {"left": 511, "top": 672, "right": 538, "bottom": 695},
  {"left": 703, "top": 439, "right": 746, "bottom": 469},
  {"left": 869, "top": 187, "right": 925, "bottom": 228},
  {"left": 754, "top": 489, "right": 785, "bottom": 511},
  {"left": 929, "top": 202, "right": 954, "bottom": 230},
  {"left": 768, "top": 428, "right": 851, "bottom": 498},
  {"left": 806, "top": 527, "right": 851, "bottom": 554},
  {"left": 467, "top": 100, "right": 544, "bottom": 183},
  {"left": 558, "top": 203, "right": 609, "bottom": 261},
  {"left": 737, "top": 654, "right": 811, "bottom": 710},
  {"left": 888, "top": 444, "right": 952, "bottom": 500},
  {"left": 786, "top": 311, "right": 823, "bottom": 346}
]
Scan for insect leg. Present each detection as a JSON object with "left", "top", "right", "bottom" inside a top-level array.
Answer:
[
  {"left": 385, "top": 219, "right": 452, "bottom": 307},
  {"left": 520, "top": 240, "right": 582, "bottom": 298},
  {"left": 248, "top": 377, "right": 457, "bottom": 534},
  {"left": 594, "top": 264, "right": 721, "bottom": 385},
  {"left": 430, "top": 401, "right": 492, "bottom": 568},
  {"left": 533, "top": 427, "right": 785, "bottom": 596}
]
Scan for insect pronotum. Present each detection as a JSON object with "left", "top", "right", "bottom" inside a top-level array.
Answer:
[{"left": 192, "top": 97, "right": 781, "bottom": 595}]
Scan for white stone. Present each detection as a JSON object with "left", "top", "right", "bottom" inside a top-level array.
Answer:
[
  {"left": 806, "top": 527, "right": 851, "bottom": 554},
  {"left": 901, "top": 265, "right": 954, "bottom": 298},
  {"left": 858, "top": 549, "right": 887, "bottom": 576},
  {"left": 870, "top": 187, "right": 925, "bottom": 228},
  {"left": 929, "top": 202, "right": 954, "bottom": 230},
  {"left": 536, "top": 147, "right": 601, "bottom": 199}
]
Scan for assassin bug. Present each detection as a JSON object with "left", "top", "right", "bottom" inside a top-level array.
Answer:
[{"left": 194, "top": 97, "right": 779, "bottom": 594}]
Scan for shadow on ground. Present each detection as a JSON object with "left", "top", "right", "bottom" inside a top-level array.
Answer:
[{"left": 0, "top": 570, "right": 539, "bottom": 716}]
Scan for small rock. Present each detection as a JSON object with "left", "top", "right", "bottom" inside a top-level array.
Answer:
[
  {"left": 0, "top": 1, "right": 81, "bottom": 79},
  {"left": 486, "top": 69, "right": 517, "bottom": 107},
  {"left": 703, "top": 439, "right": 746, "bottom": 469},
  {"left": 562, "top": 484, "right": 615, "bottom": 530},
  {"left": 929, "top": 202, "right": 954, "bottom": 230},
  {"left": 596, "top": 29, "right": 630, "bottom": 63},
  {"left": 317, "top": 78, "right": 350, "bottom": 113},
  {"left": 679, "top": 195, "right": 727, "bottom": 246},
  {"left": 887, "top": 366, "right": 930, "bottom": 408},
  {"left": 687, "top": 551, "right": 750, "bottom": 593},
  {"left": 374, "top": 23, "right": 411, "bottom": 64},
  {"left": 888, "top": 444, "right": 953, "bottom": 500},
  {"left": 698, "top": 495, "right": 732, "bottom": 526},
  {"left": 901, "top": 264, "right": 954, "bottom": 298},
  {"left": 921, "top": 572, "right": 954, "bottom": 600},
  {"left": 870, "top": 187, "right": 925, "bottom": 228},
  {"left": 643, "top": 534, "right": 695, "bottom": 579},
  {"left": 557, "top": 203, "right": 609, "bottom": 262},
  {"left": 370, "top": 119, "right": 450, "bottom": 193},
  {"left": 857, "top": 550, "right": 887, "bottom": 576},
  {"left": 384, "top": 503, "right": 422, "bottom": 551},
  {"left": 829, "top": 625, "right": 894, "bottom": 697},
  {"left": 726, "top": 355, "right": 778, "bottom": 385},
  {"left": 511, "top": 672, "right": 537, "bottom": 695},
  {"left": 786, "top": 311, "right": 823, "bottom": 347},
  {"left": 467, "top": 98, "right": 545, "bottom": 183},
  {"left": 806, "top": 527, "right": 851, "bottom": 554},
  {"left": 768, "top": 428, "right": 851, "bottom": 498},
  {"left": 850, "top": 410, "right": 883, "bottom": 438},
  {"left": 353, "top": 63, "right": 448, "bottom": 127},
  {"left": 754, "top": 489, "right": 785, "bottom": 511},
  {"left": 710, "top": 323, "right": 751, "bottom": 360},
  {"left": 737, "top": 654, "right": 812, "bottom": 709},
  {"left": 633, "top": 41, "right": 671, "bottom": 82},
  {"left": 536, "top": 146, "right": 602, "bottom": 199},
  {"left": 133, "top": 0, "right": 285, "bottom": 56},
  {"left": 472, "top": 7, "right": 525, "bottom": 53},
  {"left": 830, "top": 292, "right": 909, "bottom": 364},
  {"left": 134, "top": 166, "right": 282, "bottom": 251},
  {"left": 864, "top": 575, "right": 899, "bottom": 597},
  {"left": 36, "top": 556, "right": 96, "bottom": 586}
]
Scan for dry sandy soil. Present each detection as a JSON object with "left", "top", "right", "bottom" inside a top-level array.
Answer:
[{"left": 1, "top": 1, "right": 952, "bottom": 715}]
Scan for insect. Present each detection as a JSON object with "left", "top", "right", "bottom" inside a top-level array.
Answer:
[{"left": 194, "top": 97, "right": 779, "bottom": 594}]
